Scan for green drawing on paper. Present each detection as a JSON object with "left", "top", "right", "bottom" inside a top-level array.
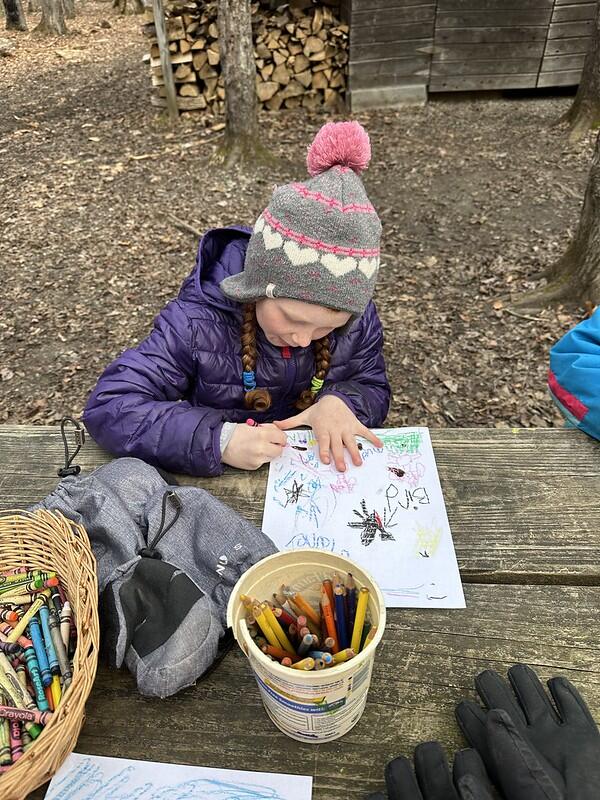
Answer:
[{"left": 380, "top": 430, "right": 423, "bottom": 455}]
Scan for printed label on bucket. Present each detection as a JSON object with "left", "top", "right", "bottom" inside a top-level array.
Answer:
[{"left": 251, "top": 655, "right": 374, "bottom": 742}]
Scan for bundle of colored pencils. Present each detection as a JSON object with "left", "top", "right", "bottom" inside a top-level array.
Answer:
[
  {"left": 241, "top": 572, "right": 376, "bottom": 671},
  {"left": 0, "top": 566, "right": 76, "bottom": 773}
]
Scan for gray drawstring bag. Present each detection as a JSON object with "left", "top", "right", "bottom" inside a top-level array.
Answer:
[{"left": 30, "top": 455, "right": 277, "bottom": 698}]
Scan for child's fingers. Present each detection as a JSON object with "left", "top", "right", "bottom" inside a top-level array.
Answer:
[
  {"left": 343, "top": 433, "right": 363, "bottom": 467},
  {"left": 359, "top": 425, "right": 383, "bottom": 449},
  {"left": 261, "top": 424, "right": 288, "bottom": 447},
  {"left": 262, "top": 442, "right": 287, "bottom": 462},
  {"left": 329, "top": 434, "right": 346, "bottom": 472},
  {"left": 317, "top": 432, "right": 331, "bottom": 465},
  {"left": 273, "top": 412, "right": 307, "bottom": 430}
]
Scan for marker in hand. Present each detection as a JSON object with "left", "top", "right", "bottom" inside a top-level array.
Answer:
[{"left": 246, "top": 418, "right": 260, "bottom": 428}]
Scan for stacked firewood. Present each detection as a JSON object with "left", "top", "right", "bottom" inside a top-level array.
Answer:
[{"left": 142, "top": 0, "right": 348, "bottom": 113}]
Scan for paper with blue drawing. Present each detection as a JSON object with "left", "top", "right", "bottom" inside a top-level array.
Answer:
[
  {"left": 46, "top": 752, "right": 313, "bottom": 799},
  {"left": 262, "top": 427, "right": 465, "bottom": 608}
]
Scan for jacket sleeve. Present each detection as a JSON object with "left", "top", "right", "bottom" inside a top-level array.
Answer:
[
  {"left": 82, "top": 301, "right": 225, "bottom": 477},
  {"left": 320, "top": 301, "right": 391, "bottom": 427},
  {"left": 548, "top": 309, "right": 600, "bottom": 439}
]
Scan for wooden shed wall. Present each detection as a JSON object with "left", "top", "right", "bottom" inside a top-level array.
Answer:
[{"left": 347, "top": 0, "right": 596, "bottom": 108}]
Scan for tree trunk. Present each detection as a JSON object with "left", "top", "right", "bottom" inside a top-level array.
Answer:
[
  {"left": 2, "top": 0, "right": 27, "bottom": 30},
  {"left": 513, "top": 132, "right": 600, "bottom": 309},
  {"left": 560, "top": 0, "right": 600, "bottom": 142},
  {"left": 61, "top": 0, "right": 75, "bottom": 20},
  {"left": 215, "top": 0, "right": 272, "bottom": 167},
  {"left": 33, "top": 0, "right": 66, "bottom": 33}
]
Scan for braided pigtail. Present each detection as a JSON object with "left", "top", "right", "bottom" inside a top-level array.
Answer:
[
  {"left": 241, "top": 303, "right": 272, "bottom": 412},
  {"left": 296, "top": 335, "right": 331, "bottom": 411}
]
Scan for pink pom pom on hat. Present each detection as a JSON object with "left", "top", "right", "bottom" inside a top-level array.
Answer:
[{"left": 306, "top": 120, "right": 372, "bottom": 177}]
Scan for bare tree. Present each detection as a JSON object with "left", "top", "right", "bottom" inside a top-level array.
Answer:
[
  {"left": 62, "top": 0, "right": 75, "bottom": 20},
  {"left": 33, "top": 0, "right": 67, "bottom": 34},
  {"left": 112, "top": 0, "right": 143, "bottom": 15},
  {"left": 513, "top": 131, "right": 600, "bottom": 309},
  {"left": 560, "top": 0, "right": 600, "bottom": 142},
  {"left": 2, "top": 0, "right": 27, "bottom": 30},
  {"left": 215, "top": 0, "right": 272, "bottom": 167}
]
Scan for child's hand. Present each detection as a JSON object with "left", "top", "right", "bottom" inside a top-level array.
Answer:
[
  {"left": 221, "top": 423, "right": 287, "bottom": 470},
  {"left": 274, "top": 395, "right": 383, "bottom": 471}
]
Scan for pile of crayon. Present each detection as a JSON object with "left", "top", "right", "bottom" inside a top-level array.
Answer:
[
  {"left": 0, "top": 566, "right": 76, "bottom": 773},
  {"left": 241, "top": 572, "right": 376, "bottom": 671}
]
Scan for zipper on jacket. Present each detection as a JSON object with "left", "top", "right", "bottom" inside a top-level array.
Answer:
[{"left": 281, "top": 346, "right": 291, "bottom": 359}]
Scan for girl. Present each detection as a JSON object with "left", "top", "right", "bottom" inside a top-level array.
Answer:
[{"left": 83, "top": 121, "right": 390, "bottom": 476}]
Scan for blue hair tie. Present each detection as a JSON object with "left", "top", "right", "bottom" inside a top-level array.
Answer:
[{"left": 243, "top": 370, "right": 257, "bottom": 391}]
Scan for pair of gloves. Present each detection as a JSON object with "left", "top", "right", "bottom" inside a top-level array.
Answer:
[{"left": 367, "top": 663, "right": 600, "bottom": 799}]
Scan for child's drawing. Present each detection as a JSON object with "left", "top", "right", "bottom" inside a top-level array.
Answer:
[
  {"left": 262, "top": 427, "right": 465, "bottom": 609},
  {"left": 347, "top": 500, "right": 397, "bottom": 547},
  {"left": 46, "top": 754, "right": 312, "bottom": 800}
]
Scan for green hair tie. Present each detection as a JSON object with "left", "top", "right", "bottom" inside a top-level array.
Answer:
[{"left": 310, "top": 376, "right": 324, "bottom": 395}]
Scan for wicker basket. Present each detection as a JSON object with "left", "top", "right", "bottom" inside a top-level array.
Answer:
[{"left": 0, "top": 509, "right": 99, "bottom": 800}]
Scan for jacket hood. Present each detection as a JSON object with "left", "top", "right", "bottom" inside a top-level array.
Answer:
[{"left": 178, "top": 226, "right": 252, "bottom": 312}]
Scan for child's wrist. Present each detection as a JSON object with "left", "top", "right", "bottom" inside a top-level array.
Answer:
[{"left": 219, "top": 421, "right": 238, "bottom": 459}]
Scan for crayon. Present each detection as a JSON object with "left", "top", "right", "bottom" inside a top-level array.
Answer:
[
  {"left": 0, "top": 567, "right": 28, "bottom": 578},
  {"left": 0, "top": 571, "right": 56, "bottom": 587},
  {"left": 27, "top": 618, "right": 52, "bottom": 687},
  {"left": 252, "top": 604, "right": 281, "bottom": 651},
  {"left": 297, "top": 633, "right": 313, "bottom": 657},
  {"left": 39, "top": 605, "right": 60, "bottom": 675},
  {"left": 0, "top": 591, "right": 46, "bottom": 604},
  {"left": 334, "top": 586, "right": 349, "bottom": 650},
  {"left": 0, "top": 626, "right": 32, "bottom": 652},
  {"left": 21, "top": 728, "right": 33, "bottom": 752},
  {"left": 21, "top": 645, "right": 48, "bottom": 712},
  {"left": 284, "top": 590, "right": 321, "bottom": 628},
  {"left": 59, "top": 598, "right": 71, "bottom": 648},
  {"left": 332, "top": 648, "right": 355, "bottom": 664},
  {"left": 350, "top": 587, "right": 370, "bottom": 654},
  {"left": 48, "top": 609, "right": 72, "bottom": 688},
  {"left": 48, "top": 586, "right": 63, "bottom": 618},
  {"left": 260, "top": 603, "right": 295, "bottom": 655},
  {"left": 290, "top": 657, "right": 315, "bottom": 671},
  {"left": 0, "top": 577, "right": 58, "bottom": 595},
  {"left": 360, "top": 622, "right": 372, "bottom": 651},
  {"left": 0, "top": 641, "right": 20, "bottom": 657},
  {"left": 6, "top": 596, "right": 45, "bottom": 642},
  {"left": 50, "top": 675, "right": 61, "bottom": 708},
  {"left": 320, "top": 592, "right": 339, "bottom": 654},
  {"left": 0, "top": 609, "right": 18, "bottom": 624},
  {"left": 0, "top": 654, "right": 42, "bottom": 737},
  {"left": 361, "top": 625, "right": 378, "bottom": 652},
  {"left": 8, "top": 719, "right": 23, "bottom": 761},
  {"left": 0, "top": 718, "right": 10, "bottom": 766}
]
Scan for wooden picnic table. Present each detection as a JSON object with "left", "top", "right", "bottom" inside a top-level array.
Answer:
[{"left": 0, "top": 424, "right": 598, "bottom": 799}]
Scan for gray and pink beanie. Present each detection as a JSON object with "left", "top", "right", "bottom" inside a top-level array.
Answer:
[{"left": 220, "top": 120, "right": 382, "bottom": 317}]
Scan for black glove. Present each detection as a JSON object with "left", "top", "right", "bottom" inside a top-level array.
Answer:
[
  {"left": 456, "top": 663, "right": 600, "bottom": 799},
  {"left": 366, "top": 741, "right": 496, "bottom": 800}
]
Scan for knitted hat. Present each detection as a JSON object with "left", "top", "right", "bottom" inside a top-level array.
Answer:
[{"left": 220, "top": 121, "right": 381, "bottom": 317}]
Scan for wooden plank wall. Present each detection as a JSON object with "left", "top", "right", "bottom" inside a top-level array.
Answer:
[
  {"left": 429, "top": 0, "right": 553, "bottom": 92},
  {"left": 347, "top": 1, "right": 436, "bottom": 96},
  {"left": 345, "top": 0, "right": 595, "bottom": 106},
  {"left": 537, "top": 0, "right": 596, "bottom": 87}
]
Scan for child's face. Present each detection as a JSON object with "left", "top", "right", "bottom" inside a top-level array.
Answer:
[{"left": 256, "top": 298, "right": 351, "bottom": 348}]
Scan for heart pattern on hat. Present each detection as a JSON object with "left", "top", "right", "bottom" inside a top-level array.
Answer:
[
  {"left": 254, "top": 215, "right": 265, "bottom": 234},
  {"left": 263, "top": 226, "right": 283, "bottom": 250},
  {"left": 358, "top": 257, "right": 379, "bottom": 279},
  {"left": 321, "top": 253, "right": 357, "bottom": 277},
  {"left": 283, "top": 241, "right": 319, "bottom": 266}
]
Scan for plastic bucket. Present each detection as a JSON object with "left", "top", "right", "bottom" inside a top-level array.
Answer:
[{"left": 226, "top": 549, "right": 386, "bottom": 743}]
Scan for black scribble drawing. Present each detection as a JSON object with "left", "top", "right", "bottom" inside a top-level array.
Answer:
[
  {"left": 388, "top": 466, "right": 405, "bottom": 479},
  {"left": 347, "top": 500, "right": 397, "bottom": 547},
  {"left": 291, "top": 445, "right": 308, "bottom": 451},
  {"left": 427, "top": 594, "right": 448, "bottom": 601},
  {"left": 283, "top": 479, "right": 309, "bottom": 507},
  {"left": 419, "top": 550, "right": 430, "bottom": 558}
]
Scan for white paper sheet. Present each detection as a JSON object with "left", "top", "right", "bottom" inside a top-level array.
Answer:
[
  {"left": 262, "top": 427, "right": 465, "bottom": 608},
  {"left": 46, "top": 752, "right": 313, "bottom": 800}
]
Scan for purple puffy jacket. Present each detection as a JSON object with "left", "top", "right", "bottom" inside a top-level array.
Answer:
[{"left": 83, "top": 226, "right": 391, "bottom": 476}]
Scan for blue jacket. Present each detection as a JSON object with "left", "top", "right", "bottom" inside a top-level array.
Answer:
[
  {"left": 549, "top": 308, "right": 600, "bottom": 437},
  {"left": 83, "top": 226, "right": 391, "bottom": 476}
]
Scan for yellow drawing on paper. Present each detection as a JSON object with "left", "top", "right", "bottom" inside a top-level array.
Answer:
[{"left": 414, "top": 523, "right": 443, "bottom": 559}]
